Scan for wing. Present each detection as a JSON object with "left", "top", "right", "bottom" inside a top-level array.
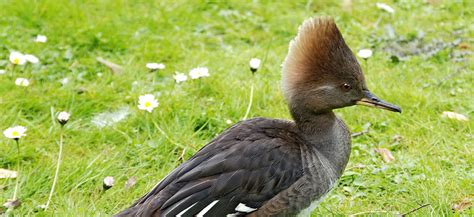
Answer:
[{"left": 116, "top": 118, "right": 304, "bottom": 217}]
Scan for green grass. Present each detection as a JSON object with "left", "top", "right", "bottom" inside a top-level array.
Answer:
[{"left": 0, "top": 0, "right": 472, "bottom": 216}]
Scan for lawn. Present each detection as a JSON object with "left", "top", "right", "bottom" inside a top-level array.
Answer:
[{"left": 0, "top": 0, "right": 472, "bottom": 216}]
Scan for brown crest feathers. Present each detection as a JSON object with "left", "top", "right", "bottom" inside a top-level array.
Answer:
[{"left": 282, "top": 17, "right": 356, "bottom": 100}]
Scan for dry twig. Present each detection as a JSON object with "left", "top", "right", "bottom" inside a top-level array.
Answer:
[
  {"left": 351, "top": 129, "right": 369, "bottom": 138},
  {"left": 401, "top": 203, "right": 431, "bottom": 216},
  {"left": 96, "top": 57, "right": 123, "bottom": 74}
]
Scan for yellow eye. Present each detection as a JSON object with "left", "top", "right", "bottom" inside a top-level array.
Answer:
[{"left": 342, "top": 83, "right": 352, "bottom": 91}]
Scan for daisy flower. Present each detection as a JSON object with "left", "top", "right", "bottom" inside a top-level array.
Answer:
[
  {"left": 146, "top": 63, "right": 165, "bottom": 70},
  {"left": 0, "top": 69, "right": 5, "bottom": 75},
  {"left": 249, "top": 58, "right": 261, "bottom": 73},
  {"left": 173, "top": 72, "right": 188, "bottom": 83},
  {"left": 357, "top": 49, "right": 373, "bottom": 59},
  {"left": 3, "top": 126, "right": 27, "bottom": 140},
  {"left": 103, "top": 176, "right": 115, "bottom": 190},
  {"left": 9, "top": 52, "right": 27, "bottom": 65},
  {"left": 25, "top": 54, "right": 39, "bottom": 64},
  {"left": 4, "top": 126, "right": 27, "bottom": 202},
  {"left": 376, "top": 3, "right": 395, "bottom": 14},
  {"left": 15, "top": 78, "right": 30, "bottom": 87},
  {"left": 138, "top": 94, "right": 159, "bottom": 113},
  {"left": 57, "top": 111, "right": 71, "bottom": 125},
  {"left": 60, "top": 77, "right": 69, "bottom": 86},
  {"left": 35, "top": 35, "right": 47, "bottom": 43},
  {"left": 189, "top": 67, "right": 209, "bottom": 79}
]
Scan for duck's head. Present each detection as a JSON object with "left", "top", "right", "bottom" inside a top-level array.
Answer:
[{"left": 282, "top": 17, "right": 401, "bottom": 118}]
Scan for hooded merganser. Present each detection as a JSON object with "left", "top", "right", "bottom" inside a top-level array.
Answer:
[{"left": 117, "top": 16, "right": 401, "bottom": 217}]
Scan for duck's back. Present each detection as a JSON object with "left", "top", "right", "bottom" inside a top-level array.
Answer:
[{"left": 116, "top": 118, "right": 306, "bottom": 217}]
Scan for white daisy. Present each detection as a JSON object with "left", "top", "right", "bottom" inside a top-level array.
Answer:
[
  {"left": 189, "top": 67, "right": 209, "bottom": 79},
  {"left": 15, "top": 78, "right": 30, "bottom": 87},
  {"left": 3, "top": 126, "right": 27, "bottom": 139},
  {"left": 24, "top": 54, "right": 39, "bottom": 64},
  {"left": 9, "top": 52, "right": 27, "bottom": 65},
  {"left": 138, "top": 94, "right": 159, "bottom": 113},
  {"left": 249, "top": 58, "right": 261, "bottom": 72},
  {"left": 357, "top": 49, "right": 373, "bottom": 59},
  {"left": 60, "top": 77, "right": 69, "bottom": 86},
  {"left": 146, "top": 63, "right": 165, "bottom": 70},
  {"left": 0, "top": 69, "right": 5, "bottom": 75},
  {"left": 35, "top": 35, "right": 47, "bottom": 43},
  {"left": 173, "top": 72, "right": 188, "bottom": 83},
  {"left": 57, "top": 111, "right": 71, "bottom": 125},
  {"left": 103, "top": 176, "right": 115, "bottom": 190},
  {"left": 376, "top": 3, "right": 395, "bottom": 14}
]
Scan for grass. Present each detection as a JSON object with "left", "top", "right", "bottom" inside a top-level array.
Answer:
[{"left": 0, "top": 0, "right": 472, "bottom": 216}]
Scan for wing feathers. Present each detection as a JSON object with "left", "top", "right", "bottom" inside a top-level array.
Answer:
[
  {"left": 203, "top": 200, "right": 241, "bottom": 216},
  {"left": 196, "top": 200, "right": 219, "bottom": 217},
  {"left": 161, "top": 190, "right": 210, "bottom": 216},
  {"left": 235, "top": 203, "right": 257, "bottom": 213},
  {"left": 162, "top": 178, "right": 214, "bottom": 210},
  {"left": 118, "top": 118, "right": 304, "bottom": 217}
]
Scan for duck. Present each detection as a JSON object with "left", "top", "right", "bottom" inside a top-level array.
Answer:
[{"left": 116, "top": 16, "right": 401, "bottom": 217}]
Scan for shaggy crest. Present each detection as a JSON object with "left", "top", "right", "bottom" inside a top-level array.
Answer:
[{"left": 282, "top": 17, "right": 361, "bottom": 101}]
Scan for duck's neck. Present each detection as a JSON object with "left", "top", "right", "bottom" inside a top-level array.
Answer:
[
  {"left": 291, "top": 106, "right": 351, "bottom": 176},
  {"left": 291, "top": 106, "right": 337, "bottom": 139}
]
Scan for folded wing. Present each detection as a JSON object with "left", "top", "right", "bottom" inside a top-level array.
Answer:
[{"left": 116, "top": 118, "right": 304, "bottom": 217}]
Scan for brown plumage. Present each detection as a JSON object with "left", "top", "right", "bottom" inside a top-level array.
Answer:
[
  {"left": 116, "top": 17, "right": 400, "bottom": 217},
  {"left": 283, "top": 17, "right": 365, "bottom": 99}
]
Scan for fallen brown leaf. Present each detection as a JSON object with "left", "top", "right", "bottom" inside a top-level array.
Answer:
[
  {"left": 458, "top": 42, "right": 470, "bottom": 49},
  {"left": 0, "top": 169, "right": 17, "bottom": 179},
  {"left": 125, "top": 176, "right": 137, "bottom": 190},
  {"left": 374, "top": 148, "right": 395, "bottom": 163},
  {"left": 452, "top": 195, "right": 473, "bottom": 213}
]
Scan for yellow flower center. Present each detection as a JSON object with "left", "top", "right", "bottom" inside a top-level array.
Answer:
[
  {"left": 145, "top": 101, "right": 151, "bottom": 107},
  {"left": 13, "top": 58, "right": 20, "bottom": 64},
  {"left": 12, "top": 131, "right": 19, "bottom": 136}
]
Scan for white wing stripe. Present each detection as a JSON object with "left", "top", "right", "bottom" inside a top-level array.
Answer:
[
  {"left": 235, "top": 203, "right": 257, "bottom": 213},
  {"left": 176, "top": 202, "right": 197, "bottom": 217},
  {"left": 196, "top": 200, "right": 219, "bottom": 217}
]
